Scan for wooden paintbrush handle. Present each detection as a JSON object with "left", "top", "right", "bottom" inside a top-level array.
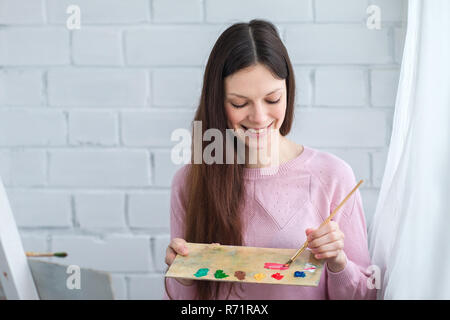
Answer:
[
  {"left": 287, "top": 180, "right": 364, "bottom": 264},
  {"left": 26, "top": 252, "right": 53, "bottom": 257}
]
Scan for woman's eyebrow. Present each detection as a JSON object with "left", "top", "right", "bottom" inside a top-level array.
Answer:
[{"left": 228, "top": 87, "right": 282, "bottom": 98}]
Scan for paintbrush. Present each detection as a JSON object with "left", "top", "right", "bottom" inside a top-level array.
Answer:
[
  {"left": 26, "top": 251, "right": 68, "bottom": 258},
  {"left": 283, "top": 179, "right": 364, "bottom": 268}
]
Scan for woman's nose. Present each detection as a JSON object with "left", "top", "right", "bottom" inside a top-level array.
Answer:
[{"left": 248, "top": 101, "right": 268, "bottom": 124}]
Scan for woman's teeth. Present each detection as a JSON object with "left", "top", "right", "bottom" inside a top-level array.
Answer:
[{"left": 242, "top": 122, "right": 272, "bottom": 132}]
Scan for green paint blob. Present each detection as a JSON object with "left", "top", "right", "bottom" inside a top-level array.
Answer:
[
  {"left": 214, "top": 269, "right": 229, "bottom": 279},
  {"left": 194, "top": 268, "right": 209, "bottom": 277}
]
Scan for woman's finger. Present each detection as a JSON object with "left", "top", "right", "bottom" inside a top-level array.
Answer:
[
  {"left": 309, "top": 229, "right": 344, "bottom": 249},
  {"left": 165, "top": 246, "right": 177, "bottom": 266},
  {"left": 307, "top": 221, "right": 339, "bottom": 241},
  {"left": 310, "top": 240, "right": 344, "bottom": 254},
  {"left": 169, "top": 238, "right": 188, "bottom": 255},
  {"left": 314, "top": 249, "right": 341, "bottom": 260}
]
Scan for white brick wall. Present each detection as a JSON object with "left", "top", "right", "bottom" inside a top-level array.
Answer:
[
  {"left": 0, "top": 70, "right": 44, "bottom": 106},
  {"left": 75, "top": 192, "right": 126, "bottom": 229},
  {"left": 0, "top": 28, "right": 70, "bottom": 65},
  {"left": 0, "top": 0, "right": 406, "bottom": 299},
  {"left": 315, "top": 68, "right": 366, "bottom": 106},
  {"left": 68, "top": 111, "right": 119, "bottom": 146},
  {"left": 315, "top": 0, "right": 368, "bottom": 22},
  {"left": 48, "top": 150, "right": 150, "bottom": 187},
  {"left": 0, "top": 110, "right": 66, "bottom": 146},
  {"left": 47, "top": 69, "right": 149, "bottom": 107},
  {"left": 72, "top": 28, "right": 123, "bottom": 66}
]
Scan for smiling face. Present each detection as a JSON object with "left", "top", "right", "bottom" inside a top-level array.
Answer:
[{"left": 224, "top": 63, "right": 286, "bottom": 152}]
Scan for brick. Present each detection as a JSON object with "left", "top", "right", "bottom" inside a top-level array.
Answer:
[
  {"left": 72, "top": 28, "right": 122, "bottom": 65},
  {"left": 0, "top": 0, "right": 45, "bottom": 24},
  {"left": 153, "top": 150, "right": 184, "bottom": 187},
  {"left": 125, "top": 26, "right": 222, "bottom": 66},
  {"left": 110, "top": 275, "right": 127, "bottom": 300},
  {"left": 371, "top": 69, "right": 400, "bottom": 107},
  {"left": 75, "top": 192, "right": 126, "bottom": 228},
  {"left": 394, "top": 27, "right": 406, "bottom": 64},
  {"left": 69, "top": 111, "right": 118, "bottom": 146},
  {"left": 152, "top": 234, "right": 170, "bottom": 272},
  {"left": 51, "top": 235, "right": 152, "bottom": 272},
  {"left": 0, "top": 28, "right": 69, "bottom": 66},
  {"left": 128, "top": 191, "right": 170, "bottom": 229},
  {"left": 49, "top": 150, "right": 150, "bottom": 187},
  {"left": 0, "top": 110, "right": 66, "bottom": 146},
  {"left": 315, "top": 68, "right": 366, "bottom": 106},
  {"left": 360, "top": 188, "right": 380, "bottom": 229},
  {"left": 289, "top": 108, "right": 387, "bottom": 147},
  {"left": 0, "top": 151, "right": 11, "bottom": 185},
  {"left": 205, "top": 0, "right": 313, "bottom": 23},
  {"left": 9, "top": 150, "right": 47, "bottom": 187},
  {"left": 121, "top": 110, "right": 194, "bottom": 147},
  {"left": 48, "top": 69, "right": 149, "bottom": 107},
  {"left": 315, "top": 0, "right": 367, "bottom": 22},
  {"left": 20, "top": 234, "right": 48, "bottom": 252},
  {"left": 152, "top": 68, "right": 203, "bottom": 107},
  {"left": 153, "top": 0, "right": 203, "bottom": 23},
  {"left": 128, "top": 274, "right": 165, "bottom": 299},
  {"left": 294, "top": 67, "right": 312, "bottom": 106},
  {"left": 370, "top": 0, "right": 406, "bottom": 22},
  {"left": 0, "top": 70, "right": 43, "bottom": 106},
  {"left": 372, "top": 149, "right": 388, "bottom": 188},
  {"left": 285, "top": 25, "right": 391, "bottom": 64},
  {"left": 46, "top": 0, "right": 150, "bottom": 24},
  {"left": 6, "top": 190, "right": 72, "bottom": 227}
]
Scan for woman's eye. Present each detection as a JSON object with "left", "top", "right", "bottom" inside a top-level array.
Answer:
[
  {"left": 266, "top": 98, "right": 281, "bottom": 104},
  {"left": 231, "top": 102, "right": 247, "bottom": 108}
]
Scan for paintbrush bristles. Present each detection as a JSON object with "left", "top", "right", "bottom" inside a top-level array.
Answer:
[
  {"left": 284, "top": 240, "right": 309, "bottom": 268},
  {"left": 284, "top": 180, "right": 364, "bottom": 268}
]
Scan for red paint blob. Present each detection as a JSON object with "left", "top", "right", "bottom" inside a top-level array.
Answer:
[
  {"left": 271, "top": 272, "right": 284, "bottom": 280},
  {"left": 264, "top": 262, "right": 288, "bottom": 270}
]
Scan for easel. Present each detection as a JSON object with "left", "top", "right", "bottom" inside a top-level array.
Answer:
[
  {"left": 0, "top": 177, "right": 39, "bottom": 299},
  {"left": 0, "top": 177, "right": 114, "bottom": 300}
]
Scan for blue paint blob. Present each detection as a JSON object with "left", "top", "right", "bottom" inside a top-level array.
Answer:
[{"left": 294, "top": 271, "right": 306, "bottom": 278}]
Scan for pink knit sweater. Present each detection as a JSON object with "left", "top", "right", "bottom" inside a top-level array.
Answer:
[{"left": 164, "top": 145, "right": 377, "bottom": 300}]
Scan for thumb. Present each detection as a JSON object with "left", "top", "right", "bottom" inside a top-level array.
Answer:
[{"left": 305, "top": 228, "right": 314, "bottom": 236}]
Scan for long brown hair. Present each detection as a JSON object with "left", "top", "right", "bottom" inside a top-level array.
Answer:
[{"left": 168, "top": 19, "right": 296, "bottom": 300}]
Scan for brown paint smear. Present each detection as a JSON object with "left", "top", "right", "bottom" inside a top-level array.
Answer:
[{"left": 234, "top": 271, "right": 246, "bottom": 280}]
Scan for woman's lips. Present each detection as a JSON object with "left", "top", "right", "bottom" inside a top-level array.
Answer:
[{"left": 242, "top": 121, "right": 273, "bottom": 138}]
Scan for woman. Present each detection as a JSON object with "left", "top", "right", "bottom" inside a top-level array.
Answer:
[{"left": 164, "top": 19, "right": 376, "bottom": 300}]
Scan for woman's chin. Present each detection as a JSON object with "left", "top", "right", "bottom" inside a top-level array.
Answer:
[{"left": 246, "top": 139, "right": 271, "bottom": 150}]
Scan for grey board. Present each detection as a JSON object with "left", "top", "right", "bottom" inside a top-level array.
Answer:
[{"left": 27, "top": 259, "right": 114, "bottom": 300}]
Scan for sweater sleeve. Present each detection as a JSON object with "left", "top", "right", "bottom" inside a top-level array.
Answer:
[
  {"left": 324, "top": 164, "right": 377, "bottom": 300},
  {"left": 163, "top": 165, "right": 198, "bottom": 300}
]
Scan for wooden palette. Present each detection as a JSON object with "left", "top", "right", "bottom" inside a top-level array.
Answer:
[{"left": 165, "top": 242, "right": 324, "bottom": 286}]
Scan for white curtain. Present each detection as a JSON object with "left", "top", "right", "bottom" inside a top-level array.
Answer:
[{"left": 368, "top": 0, "right": 450, "bottom": 299}]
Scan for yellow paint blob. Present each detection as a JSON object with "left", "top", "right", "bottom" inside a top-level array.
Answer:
[{"left": 254, "top": 273, "right": 266, "bottom": 281}]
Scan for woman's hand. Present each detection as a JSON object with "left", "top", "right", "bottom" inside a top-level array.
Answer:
[
  {"left": 306, "top": 221, "right": 347, "bottom": 273},
  {"left": 165, "top": 238, "right": 194, "bottom": 286}
]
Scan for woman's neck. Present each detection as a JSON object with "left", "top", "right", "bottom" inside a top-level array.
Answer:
[{"left": 244, "top": 135, "right": 303, "bottom": 169}]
